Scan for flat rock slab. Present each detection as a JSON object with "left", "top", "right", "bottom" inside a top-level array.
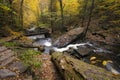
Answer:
[
  {"left": 0, "top": 69, "right": 16, "bottom": 79},
  {"left": 0, "top": 56, "right": 15, "bottom": 67},
  {"left": 0, "top": 46, "right": 28, "bottom": 79},
  {"left": 0, "top": 51, "right": 14, "bottom": 61},
  {"left": 9, "top": 61, "right": 27, "bottom": 73},
  {"left": 0, "top": 46, "right": 7, "bottom": 52},
  {"left": 0, "top": 49, "right": 12, "bottom": 56},
  {"left": 53, "top": 27, "right": 84, "bottom": 48}
]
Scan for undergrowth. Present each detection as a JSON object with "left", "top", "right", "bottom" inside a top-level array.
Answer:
[{"left": 20, "top": 49, "right": 42, "bottom": 68}]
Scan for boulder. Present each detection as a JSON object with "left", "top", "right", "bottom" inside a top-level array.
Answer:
[
  {"left": 74, "top": 46, "right": 93, "bottom": 57},
  {"left": 53, "top": 27, "right": 84, "bottom": 48}
]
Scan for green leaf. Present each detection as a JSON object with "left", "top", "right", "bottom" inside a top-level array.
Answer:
[{"left": 0, "top": 3, "right": 11, "bottom": 11}]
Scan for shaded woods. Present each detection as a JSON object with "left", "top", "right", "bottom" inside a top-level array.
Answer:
[{"left": 0, "top": 0, "right": 120, "bottom": 80}]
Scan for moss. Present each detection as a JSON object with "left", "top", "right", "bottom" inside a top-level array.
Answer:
[
  {"left": 20, "top": 49, "right": 42, "bottom": 68},
  {"left": 52, "top": 52, "right": 120, "bottom": 80},
  {"left": 1, "top": 41, "right": 19, "bottom": 47}
]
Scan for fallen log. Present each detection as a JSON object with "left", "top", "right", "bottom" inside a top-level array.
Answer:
[
  {"left": 52, "top": 52, "right": 120, "bottom": 80},
  {"left": 18, "top": 43, "right": 45, "bottom": 52}
]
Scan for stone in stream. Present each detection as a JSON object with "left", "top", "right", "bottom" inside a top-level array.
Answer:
[
  {"left": 0, "top": 69, "right": 16, "bottom": 79},
  {"left": 65, "top": 45, "right": 93, "bottom": 59},
  {"left": 53, "top": 27, "right": 84, "bottom": 48},
  {"left": 74, "top": 46, "right": 93, "bottom": 57}
]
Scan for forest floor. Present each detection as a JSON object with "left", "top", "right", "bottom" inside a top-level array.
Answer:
[
  {"left": 39, "top": 54, "right": 62, "bottom": 80},
  {"left": 0, "top": 54, "right": 63, "bottom": 80}
]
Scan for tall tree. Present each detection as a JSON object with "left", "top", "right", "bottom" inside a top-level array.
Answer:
[
  {"left": 59, "top": 0, "right": 67, "bottom": 32},
  {"left": 20, "top": 0, "right": 24, "bottom": 28},
  {"left": 81, "top": 0, "right": 88, "bottom": 27},
  {"left": 8, "top": 0, "right": 14, "bottom": 27},
  {"left": 83, "top": 0, "right": 94, "bottom": 38},
  {"left": 50, "top": 0, "right": 54, "bottom": 32}
]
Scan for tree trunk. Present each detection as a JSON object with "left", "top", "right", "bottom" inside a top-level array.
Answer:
[
  {"left": 52, "top": 52, "right": 120, "bottom": 80},
  {"left": 59, "top": 0, "right": 66, "bottom": 32},
  {"left": 81, "top": 0, "right": 88, "bottom": 27},
  {"left": 20, "top": 0, "right": 24, "bottom": 28},
  {"left": 83, "top": 0, "right": 94, "bottom": 39},
  {"left": 7, "top": 0, "right": 13, "bottom": 27}
]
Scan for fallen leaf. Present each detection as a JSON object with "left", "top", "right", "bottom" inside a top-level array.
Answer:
[{"left": 90, "top": 56, "right": 96, "bottom": 61}]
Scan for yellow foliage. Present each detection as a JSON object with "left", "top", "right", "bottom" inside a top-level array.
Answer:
[
  {"left": 3, "top": 26, "right": 19, "bottom": 36},
  {"left": 23, "top": 0, "right": 40, "bottom": 27},
  {"left": 110, "top": 20, "right": 120, "bottom": 24},
  {"left": 13, "top": 0, "right": 40, "bottom": 27},
  {"left": 55, "top": 0, "right": 81, "bottom": 16},
  {"left": 102, "top": 60, "right": 107, "bottom": 66},
  {"left": 19, "top": 36, "right": 32, "bottom": 43},
  {"left": 102, "top": 60, "right": 113, "bottom": 66},
  {"left": 90, "top": 56, "right": 96, "bottom": 61},
  {"left": 63, "top": 0, "right": 80, "bottom": 15}
]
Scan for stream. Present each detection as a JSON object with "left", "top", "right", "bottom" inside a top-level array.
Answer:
[{"left": 27, "top": 33, "right": 120, "bottom": 75}]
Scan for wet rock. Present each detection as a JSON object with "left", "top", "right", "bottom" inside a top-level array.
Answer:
[
  {"left": 0, "top": 69, "right": 16, "bottom": 78},
  {"left": 74, "top": 46, "right": 93, "bottom": 57},
  {"left": 103, "top": 61, "right": 120, "bottom": 75},
  {"left": 9, "top": 61, "right": 27, "bottom": 73},
  {"left": 53, "top": 27, "right": 84, "bottom": 48}
]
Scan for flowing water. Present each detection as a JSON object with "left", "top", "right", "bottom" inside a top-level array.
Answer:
[{"left": 27, "top": 34, "right": 120, "bottom": 74}]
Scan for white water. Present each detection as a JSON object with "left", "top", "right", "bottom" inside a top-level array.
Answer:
[
  {"left": 33, "top": 38, "right": 52, "bottom": 47},
  {"left": 53, "top": 42, "right": 90, "bottom": 52},
  {"left": 33, "top": 37, "right": 120, "bottom": 74},
  {"left": 27, "top": 34, "right": 112, "bottom": 54},
  {"left": 27, "top": 27, "right": 36, "bottom": 31},
  {"left": 28, "top": 35, "right": 45, "bottom": 40},
  {"left": 31, "top": 37, "right": 112, "bottom": 53}
]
